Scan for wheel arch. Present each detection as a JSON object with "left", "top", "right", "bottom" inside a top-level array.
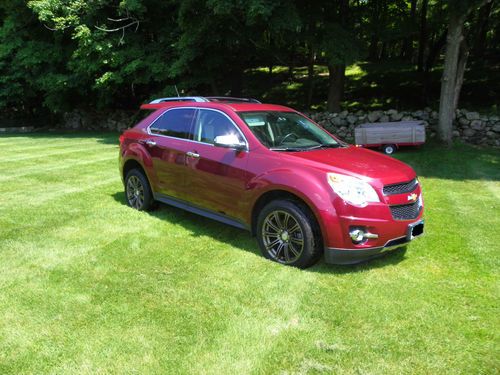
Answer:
[
  {"left": 123, "top": 159, "right": 146, "bottom": 179},
  {"left": 122, "top": 158, "right": 155, "bottom": 192},
  {"left": 250, "top": 189, "right": 323, "bottom": 245}
]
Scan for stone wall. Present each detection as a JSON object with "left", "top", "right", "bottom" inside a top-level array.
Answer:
[
  {"left": 62, "top": 110, "right": 133, "bottom": 132},
  {"left": 59, "top": 108, "right": 500, "bottom": 147},
  {"left": 307, "top": 108, "right": 500, "bottom": 147}
]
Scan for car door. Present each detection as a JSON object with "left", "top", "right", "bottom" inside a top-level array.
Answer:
[
  {"left": 147, "top": 108, "right": 196, "bottom": 200},
  {"left": 185, "top": 109, "right": 250, "bottom": 223}
]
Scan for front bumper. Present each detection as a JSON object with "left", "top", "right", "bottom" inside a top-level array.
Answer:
[{"left": 324, "top": 220, "right": 424, "bottom": 265}]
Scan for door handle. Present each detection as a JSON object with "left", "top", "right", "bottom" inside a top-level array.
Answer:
[
  {"left": 141, "top": 139, "right": 156, "bottom": 147},
  {"left": 186, "top": 151, "right": 200, "bottom": 158}
]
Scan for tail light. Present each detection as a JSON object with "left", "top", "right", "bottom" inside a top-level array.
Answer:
[{"left": 119, "top": 134, "right": 125, "bottom": 145}]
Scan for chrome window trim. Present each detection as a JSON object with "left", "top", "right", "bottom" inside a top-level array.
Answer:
[{"left": 147, "top": 107, "right": 249, "bottom": 151}]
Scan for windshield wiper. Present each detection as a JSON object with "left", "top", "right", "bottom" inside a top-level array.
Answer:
[
  {"left": 270, "top": 143, "right": 343, "bottom": 152},
  {"left": 269, "top": 147, "right": 304, "bottom": 152},
  {"left": 303, "top": 143, "right": 342, "bottom": 150}
]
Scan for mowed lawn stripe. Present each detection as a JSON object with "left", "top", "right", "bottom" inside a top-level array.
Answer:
[
  {"left": 0, "top": 155, "right": 117, "bottom": 182},
  {"left": 1, "top": 144, "right": 116, "bottom": 163},
  {"left": 0, "top": 145, "right": 117, "bottom": 196},
  {"left": 0, "top": 146, "right": 117, "bottom": 173},
  {"left": 0, "top": 133, "right": 117, "bottom": 149},
  {"left": 0, "top": 170, "right": 117, "bottom": 209},
  {"left": 0, "top": 139, "right": 115, "bottom": 154}
]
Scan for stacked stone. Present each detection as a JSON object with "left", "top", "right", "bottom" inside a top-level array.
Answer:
[
  {"left": 454, "top": 110, "right": 500, "bottom": 147},
  {"left": 307, "top": 108, "right": 499, "bottom": 147},
  {"left": 62, "top": 110, "right": 133, "bottom": 132}
]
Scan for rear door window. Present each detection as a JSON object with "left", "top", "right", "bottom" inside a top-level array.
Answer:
[{"left": 150, "top": 108, "right": 196, "bottom": 140}]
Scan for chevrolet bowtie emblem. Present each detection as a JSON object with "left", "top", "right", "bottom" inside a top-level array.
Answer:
[{"left": 408, "top": 193, "right": 418, "bottom": 202}]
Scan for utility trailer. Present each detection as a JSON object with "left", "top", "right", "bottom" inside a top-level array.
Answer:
[{"left": 354, "top": 121, "right": 426, "bottom": 154}]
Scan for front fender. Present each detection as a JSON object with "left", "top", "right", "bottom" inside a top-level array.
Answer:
[{"left": 246, "top": 169, "right": 342, "bottom": 248}]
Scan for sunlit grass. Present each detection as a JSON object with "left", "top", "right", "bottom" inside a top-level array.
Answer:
[
  {"left": 345, "top": 63, "right": 367, "bottom": 79},
  {"left": 285, "top": 82, "right": 303, "bottom": 90},
  {"left": 0, "top": 133, "right": 498, "bottom": 374}
]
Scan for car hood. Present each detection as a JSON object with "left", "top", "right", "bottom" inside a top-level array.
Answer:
[{"left": 283, "top": 146, "right": 416, "bottom": 185}]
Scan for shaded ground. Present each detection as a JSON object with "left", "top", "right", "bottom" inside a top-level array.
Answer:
[{"left": 244, "top": 60, "right": 500, "bottom": 113}]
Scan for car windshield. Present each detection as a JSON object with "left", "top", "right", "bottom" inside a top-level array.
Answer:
[{"left": 239, "top": 111, "right": 341, "bottom": 151}]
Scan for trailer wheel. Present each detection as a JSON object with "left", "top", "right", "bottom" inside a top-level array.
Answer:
[{"left": 383, "top": 144, "right": 396, "bottom": 155}]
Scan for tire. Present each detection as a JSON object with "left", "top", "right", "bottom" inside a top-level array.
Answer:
[
  {"left": 256, "top": 200, "right": 322, "bottom": 268},
  {"left": 125, "top": 168, "right": 156, "bottom": 211},
  {"left": 383, "top": 144, "right": 396, "bottom": 155}
]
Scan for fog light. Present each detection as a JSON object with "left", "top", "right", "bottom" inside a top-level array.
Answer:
[
  {"left": 349, "top": 229, "right": 365, "bottom": 243},
  {"left": 349, "top": 227, "right": 379, "bottom": 244}
]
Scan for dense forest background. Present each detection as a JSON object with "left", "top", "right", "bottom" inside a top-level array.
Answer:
[{"left": 0, "top": 0, "right": 498, "bottom": 125}]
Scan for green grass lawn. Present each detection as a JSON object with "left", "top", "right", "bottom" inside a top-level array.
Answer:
[{"left": 0, "top": 133, "right": 499, "bottom": 374}]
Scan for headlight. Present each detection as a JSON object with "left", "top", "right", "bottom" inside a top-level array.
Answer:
[{"left": 327, "top": 173, "right": 380, "bottom": 207}]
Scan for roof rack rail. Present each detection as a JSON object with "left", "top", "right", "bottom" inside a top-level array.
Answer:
[
  {"left": 148, "top": 96, "right": 261, "bottom": 104},
  {"left": 149, "top": 96, "right": 209, "bottom": 104},
  {"left": 205, "top": 96, "right": 261, "bottom": 104}
]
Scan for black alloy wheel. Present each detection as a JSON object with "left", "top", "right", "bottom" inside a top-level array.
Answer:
[
  {"left": 256, "top": 200, "right": 322, "bottom": 268},
  {"left": 125, "top": 169, "right": 155, "bottom": 211},
  {"left": 261, "top": 210, "right": 304, "bottom": 264}
]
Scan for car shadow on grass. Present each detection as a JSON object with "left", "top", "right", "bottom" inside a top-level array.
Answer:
[{"left": 111, "top": 192, "right": 408, "bottom": 273}]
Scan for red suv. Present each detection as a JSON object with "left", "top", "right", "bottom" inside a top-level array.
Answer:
[{"left": 119, "top": 96, "right": 424, "bottom": 268}]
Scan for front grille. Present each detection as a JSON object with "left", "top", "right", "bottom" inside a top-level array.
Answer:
[
  {"left": 383, "top": 178, "right": 418, "bottom": 195},
  {"left": 390, "top": 201, "right": 421, "bottom": 220}
]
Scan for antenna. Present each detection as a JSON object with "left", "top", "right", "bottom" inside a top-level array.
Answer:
[{"left": 174, "top": 85, "right": 180, "bottom": 97}]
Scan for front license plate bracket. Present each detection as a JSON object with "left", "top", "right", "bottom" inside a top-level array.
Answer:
[{"left": 407, "top": 220, "right": 424, "bottom": 241}]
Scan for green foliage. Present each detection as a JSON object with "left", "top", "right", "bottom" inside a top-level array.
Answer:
[{"left": 0, "top": 0, "right": 497, "bottom": 116}]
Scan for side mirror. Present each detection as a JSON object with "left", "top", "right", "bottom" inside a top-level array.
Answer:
[{"left": 214, "top": 135, "right": 247, "bottom": 151}]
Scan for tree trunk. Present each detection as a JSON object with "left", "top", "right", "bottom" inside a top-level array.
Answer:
[
  {"left": 380, "top": 42, "right": 387, "bottom": 60},
  {"left": 422, "top": 30, "right": 447, "bottom": 104},
  {"left": 437, "top": 0, "right": 492, "bottom": 145},
  {"left": 288, "top": 51, "right": 295, "bottom": 80},
  {"left": 368, "top": 0, "right": 380, "bottom": 61},
  {"left": 417, "top": 0, "right": 429, "bottom": 72},
  {"left": 453, "top": 40, "right": 470, "bottom": 111},
  {"left": 210, "top": 78, "right": 219, "bottom": 96},
  {"left": 401, "top": 0, "right": 417, "bottom": 59},
  {"left": 438, "top": 15, "right": 464, "bottom": 146},
  {"left": 306, "top": 46, "right": 315, "bottom": 108},
  {"left": 425, "top": 30, "right": 447, "bottom": 73},
  {"left": 474, "top": 1, "right": 494, "bottom": 57},
  {"left": 368, "top": 34, "right": 380, "bottom": 61},
  {"left": 327, "top": 64, "right": 345, "bottom": 112},
  {"left": 230, "top": 67, "right": 243, "bottom": 97}
]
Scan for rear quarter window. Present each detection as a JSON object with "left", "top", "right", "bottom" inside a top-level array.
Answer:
[{"left": 150, "top": 108, "right": 196, "bottom": 140}]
